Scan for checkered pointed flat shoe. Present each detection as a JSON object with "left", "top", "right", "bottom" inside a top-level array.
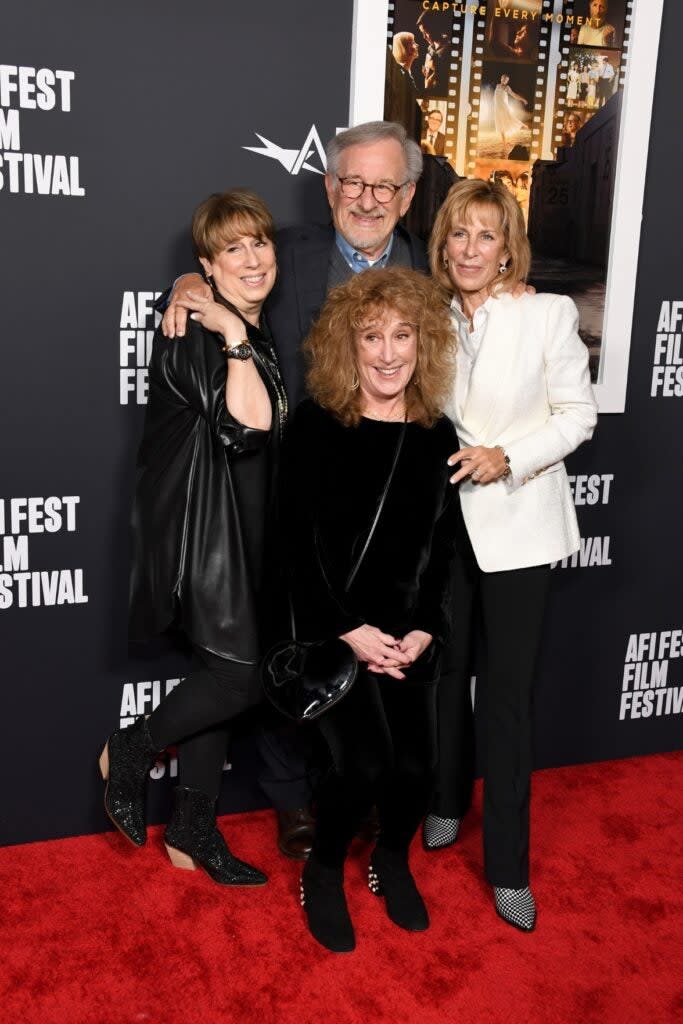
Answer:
[
  {"left": 422, "top": 813, "right": 461, "bottom": 850},
  {"left": 494, "top": 886, "right": 537, "bottom": 932}
]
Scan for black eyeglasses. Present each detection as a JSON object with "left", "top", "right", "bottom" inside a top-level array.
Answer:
[{"left": 337, "top": 176, "right": 407, "bottom": 204}]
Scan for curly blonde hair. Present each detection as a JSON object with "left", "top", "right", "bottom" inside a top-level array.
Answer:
[{"left": 304, "top": 267, "right": 456, "bottom": 427}]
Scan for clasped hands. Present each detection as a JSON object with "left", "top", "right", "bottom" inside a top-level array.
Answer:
[
  {"left": 340, "top": 624, "right": 432, "bottom": 680},
  {"left": 448, "top": 445, "right": 508, "bottom": 485}
]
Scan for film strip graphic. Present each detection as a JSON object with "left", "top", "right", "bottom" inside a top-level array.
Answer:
[
  {"left": 465, "top": 0, "right": 554, "bottom": 176},
  {"left": 620, "top": 2, "right": 632, "bottom": 88},
  {"left": 552, "top": 0, "right": 634, "bottom": 156},
  {"left": 386, "top": 1, "right": 460, "bottom": 163},
  {"left": 463, "top": 4, "right": 488, "bottom": 173},
  {"left": 444, "top": 10, "right": 462, "bottom": 162},
  {"left": 386, "top": 1, "right": 396, "bottom": 42}
]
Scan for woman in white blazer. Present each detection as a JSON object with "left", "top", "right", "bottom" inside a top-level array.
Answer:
[{"left": 422, "top": 179, "right": 598, "bottom": 931}]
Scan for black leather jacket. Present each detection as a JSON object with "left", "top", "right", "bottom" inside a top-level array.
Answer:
[{"left": 129, "top": 310, "right": 286, "bottom": 662}]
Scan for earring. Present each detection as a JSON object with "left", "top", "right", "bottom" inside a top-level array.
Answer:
[
  {"left": 350, "top": 371, "right": 360, "bottom": 391},
  {"left": 204, "top": 271, "right": 214, "bottom": 287},
  {"left": 499, "top": 261, "right": 508, "bottom": 275},
  {"left": 443, "top": 257, "right": 449, "bottom": 269}
]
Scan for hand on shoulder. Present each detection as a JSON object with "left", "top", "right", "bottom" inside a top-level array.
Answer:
[
  {"left": 162, "top": 273, "right": 212, "bottom": 338},
  {"left": 507, "top": 280, "right": 536, "bottom": 300}
]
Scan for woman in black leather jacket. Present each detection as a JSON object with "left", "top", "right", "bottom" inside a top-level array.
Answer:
[{"left": 99, "top": 189, "right": 287, "bottom": 885}]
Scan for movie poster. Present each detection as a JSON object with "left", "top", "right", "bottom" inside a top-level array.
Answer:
[{"left": 385, "top": 0, "right": 634, "bottom": 382}]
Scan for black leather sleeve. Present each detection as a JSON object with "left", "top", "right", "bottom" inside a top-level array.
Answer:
[{"left": 152, "top": 321, "right": 271, "bottom": 456}]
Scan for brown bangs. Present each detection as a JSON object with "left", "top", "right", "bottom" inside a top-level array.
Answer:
[
  {"left": 457, "top": 197, "right": 507, "bottom": 234},
  {"left": 192, "top": 190, "right": 275, "bottom": 260}
]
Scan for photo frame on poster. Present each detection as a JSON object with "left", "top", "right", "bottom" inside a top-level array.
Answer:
[{"left": 349, "top": 0, "right": 665, "bottom": 413}]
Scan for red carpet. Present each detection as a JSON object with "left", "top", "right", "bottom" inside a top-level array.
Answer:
[{"left": 2, "top": 752, "right": 681, "bottom": 1024}]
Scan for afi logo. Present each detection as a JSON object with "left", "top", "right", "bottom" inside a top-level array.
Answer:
[{"left": 243, "top": 125, "right": 327, "bottom": 175}]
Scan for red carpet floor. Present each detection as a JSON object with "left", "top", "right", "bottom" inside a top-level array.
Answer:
[{"left": 2, "top": 752, "right": 681, "bottom": 1024}]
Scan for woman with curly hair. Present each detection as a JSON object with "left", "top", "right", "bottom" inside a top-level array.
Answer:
[{"left": 279, "top": 266, "right": 464, "bottom": 952}]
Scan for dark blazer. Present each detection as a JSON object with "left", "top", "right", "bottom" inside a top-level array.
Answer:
[
  {"left": 384, "top": 46, "right": 421, "bottom": 144},
  {"left": 129, "top": 312, "right": 285, "bottom": 662},
  {"left": 264, "top": 222, "right": 429, "bottom": 408},
  {"left": 421, "top": 131, "right": 446, "bottom": 157}
]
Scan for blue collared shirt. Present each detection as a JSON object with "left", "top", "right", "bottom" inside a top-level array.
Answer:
[{"left": 335, "top": 231, "right": 395, "bottom": 273}]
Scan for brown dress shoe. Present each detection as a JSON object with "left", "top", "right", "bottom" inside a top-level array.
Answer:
[{"left": 276, "top": 806, "right": 316, "bottom": 860}]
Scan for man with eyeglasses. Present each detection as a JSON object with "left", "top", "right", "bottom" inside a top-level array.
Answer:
[
  {"left": 421, "top": 110, "right": 446, "bottom": 156},
  {"left": 163, "top": 121, "right": 427, "bottom": 407},
  {"left": 160, "top": 121, "right": 428, "bottom": 856}
]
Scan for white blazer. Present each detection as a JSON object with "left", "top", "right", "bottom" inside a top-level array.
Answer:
[{"left": 447, "top": 291, "right": 598, "bottom": 572}]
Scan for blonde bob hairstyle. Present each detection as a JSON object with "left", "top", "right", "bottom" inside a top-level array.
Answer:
[
  {"left": 304, "top": 267, "right": 456, "bottom": 428},
  {"left": 191, "top": 189, "right": 275, "bottom": 261},
  {"left": 392, "top": 31, "right": 417, "bottom": 65},
  {"left": 429, "top": 178, "right": 531, "bottom": 299}
]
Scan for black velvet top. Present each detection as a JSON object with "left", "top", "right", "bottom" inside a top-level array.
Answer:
[
  {"left": 129, "top": 307, "right": 286, "bottom": 663},
  {"left": 279, "top": 400, "right": 465, "bottom": 683}
]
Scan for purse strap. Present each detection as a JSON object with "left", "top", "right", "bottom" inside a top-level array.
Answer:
[{"left": 344, "top": 417, "right": 407, "bottom": 592}]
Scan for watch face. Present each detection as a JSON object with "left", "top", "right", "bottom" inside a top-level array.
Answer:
[{"left": 226, "top": 342, "right": 253, "bottom": 360}]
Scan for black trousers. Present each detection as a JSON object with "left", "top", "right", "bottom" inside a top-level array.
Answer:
[
  {"left": 146, "top": 647, "right": 261, "bottom": 801},
  {"left": 433, "top": 549, "right": 551, "bottom": 888},
  {"left": 255, "top": 715, "right": 316, "bottom": 811},
  {"left": 312, "top": 669, "right": 438, "bottom": 868}
]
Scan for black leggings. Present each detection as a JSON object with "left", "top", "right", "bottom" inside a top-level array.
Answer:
[
  {"left": 312, "top": 668, "right": 437, "bottom": 867},
  {"left": 146, "top": 647, "right": 261, "bottom": 800}
]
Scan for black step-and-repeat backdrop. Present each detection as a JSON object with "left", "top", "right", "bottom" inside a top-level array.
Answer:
[{"left": 1, "top": 1, "right": 680, "bottom": 846}]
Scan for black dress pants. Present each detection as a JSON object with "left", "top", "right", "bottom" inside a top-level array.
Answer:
[
  {"left": 312, "top": 668, "right": 438, "bottom": 868},
  {"left": 146, "top": 647, "right": 261, "bottom": 801},
  {"left": 433, "top": 548, "right": 551, "bottom": 888},
  {"left": 255, "top": 716, "right": 315, "bottom": 811}
]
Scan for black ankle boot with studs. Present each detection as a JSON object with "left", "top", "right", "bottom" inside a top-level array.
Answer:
[
  {"left": 300, "top": 854, "right": 355, "bottom": 953},
  {"left": 368, "top": 846, "right": 429, "bottom": 932}
]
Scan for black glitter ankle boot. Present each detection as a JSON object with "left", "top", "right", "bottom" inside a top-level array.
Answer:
[
  {"left": 164, "top": 786, "right": 267, "bottom": 886},
  {"left": 99, "top": 716, "right": 159, "bottom": 846}
]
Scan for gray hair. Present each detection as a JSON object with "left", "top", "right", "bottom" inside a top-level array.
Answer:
[{"left": 326, "top": 121, "right": 423, "bottom": 185}]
